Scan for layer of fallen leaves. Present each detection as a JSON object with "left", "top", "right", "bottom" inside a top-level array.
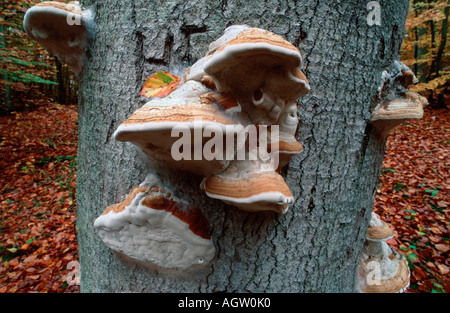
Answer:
[
  {"left": 0, "top": 101, "right": 79, "bottom": 293},
  {"left": 374, "top": 106, "right": 449, "bottom": 293}
]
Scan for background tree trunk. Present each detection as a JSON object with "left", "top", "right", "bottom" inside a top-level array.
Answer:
[
  {"left": 54, "top": 58, "right": 67, "bottom": 105},
  {"left": 0, "top": 23, "right": 12, "bottom": 113},
  {"left": 77, "top": 0, "right": 409, "bottom": 292}
]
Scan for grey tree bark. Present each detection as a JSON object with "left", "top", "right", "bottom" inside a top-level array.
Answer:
[{"left": 77, "top": 0, "right": 409, "bottom": 292}]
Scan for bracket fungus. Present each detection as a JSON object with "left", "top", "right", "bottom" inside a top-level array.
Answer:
[
  {"left": 23, "top": 1, "right": 92, "bottom": 75},
  {"left": 114, "top": 25, "right": 309, "bottom": 215},
  {"left": 270, "top": 103, "right": 304, "bottom": 170},
  {"left": 200, "top": 159, "right": 294, "bottom": 214},
  {"left": 114, "top": 80, "right": 239, "bottom": 176},
  {"left": 202, "top": 27, "right": 308, "bottom": 94},
  {"left": 93, "top": 26, "right": 309, "bottom": 268},
  {"left": 357, "top": 213, "right": 410, "bottom": 293},
  {"left": 188, "top": 26, "right": 310, "bottom": 127},
  {"left": 94, "top": 180, "right": 215, "bottom": 270},
  {"left": 371, "top": 61, "right": 427, "bottom": 137}
]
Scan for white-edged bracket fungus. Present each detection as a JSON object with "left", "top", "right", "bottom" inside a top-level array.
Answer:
[
  {"left": 200, "top": 159, "right": 294, "bottom": 214},
  {"left": 270, "top": 103, "right": 304, "bottom": 170},
  {"left": 184, "top": 26, "right": 309, "bottom": 212},
  {"left": 114, "top": 80, "right": 238, "bottom": 176},
  {"left": 94, "top": 183, "right": 215, "bottom": 270},
  {"left": 371, "top": 62, "right": 428, "bottom": 137},
  {"left": 202, "top": 27, "right": 309, "bottom": 95},
  {"left": 357, "top": 213, "right": 410, "bottom": 293},
  {"left": 187, "top": 25, "right": 310, "bottom": 127},
  {"left": 23, "top": 1, "right": 92, "bottom": 75}
]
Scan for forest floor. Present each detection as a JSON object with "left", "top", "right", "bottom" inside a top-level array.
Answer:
[
  {"left": 0, "top": 102, "right": 448, "bottom": 293},
  {"left": 374, "top": 104, "right": 449, "bottom": 293},
  {"left": 0, "top": 102, "right": 79, "bottom": 292}
]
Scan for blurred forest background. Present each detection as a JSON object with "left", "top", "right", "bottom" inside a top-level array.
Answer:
[
  {"left": 1, "top": 0, "right": 78, "bottom": 115},
  {"left": 0, "top": 0, "right": 448, "bottom": 293}
]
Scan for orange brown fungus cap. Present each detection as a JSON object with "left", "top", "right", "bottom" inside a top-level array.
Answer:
[
  {"left": 200, "top": 92, "right": 240, "bottom": 112},
  {"left": 102, "top": 186, "right": 149, "bottom": 215},
  {"left": 94, "top": 180, "right": 216, "bottom": 269},
  {"left": 203, "top": 171, "right": 292, "bottom": 200},
  {"left": 203, "top": 26, "right": 309, "bottom": 97},
  {"left": 141, "top": 192, "right": 211, "bottom": 240},
  {"left": 35, "top": 1, "right": 82, "bottom": 14},
  {"left": 23, "top": 1, "right": 88, "bottom": 75},
  {"left": 361, "top": 257, "right": 410, "bottom": 293},
  {"left": 366, "top": 212, "right": 394, "bottom": 241},
  {"left": 200, "top": 75, "right": 216, "bottom": 90},
  {"left": 114, "top": 81, "right": 237, "bottom": 141},
  {"left": 268, "top": 140, "right": 303, "bottom": 154},
  {"left": 366, "top": 220, "right": 393, "bottom": 241},
  {"left": 292, "top": 68, "right": 309, "bottom": 85},
  {"left": 215, "top": 28, "right": 300, "bottom": 55}
]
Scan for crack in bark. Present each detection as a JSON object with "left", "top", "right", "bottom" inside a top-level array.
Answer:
[
  {"left": 180, "top": 24, "right": 207, "bottom": 64},
  {"left": 303, "top": 0, "right": 321, "bottom": 70},
  {"left": 134, "top": 30, "right": 146, "bottom": 89}
]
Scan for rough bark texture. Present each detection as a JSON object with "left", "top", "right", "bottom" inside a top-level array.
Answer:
[{"left": 77, "top": 0, "right": 409, "bottom": 292}]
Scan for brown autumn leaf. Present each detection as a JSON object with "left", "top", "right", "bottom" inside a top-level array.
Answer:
[
  {"left": 28, "top": 275, "right": 41, "bottom": 280},
  {"left": 19, "top": 243, "right": 30, "bottom": 251},
  {"left": 437, "top": 264, "right": 449, "bottom": 275},
  {"left": 430, "top": 227, "right": 442, "bottom": 235},
  {"left": 8, "top": 258, "right": 20, "bottom": 268},
  {"left": 25, "top": 267, "right": 37, "bottom": 273},
  {"left": 23, "top": 255, "right": 37, "bottom": 264},
  {"left": 435, "top": 244, "right": 449, "bottom": 253}
]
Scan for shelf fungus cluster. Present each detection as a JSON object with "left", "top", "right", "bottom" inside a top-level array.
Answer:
[
  {"left": 23, "top": 1, "right": 93, "bottom": 75},
  {"left": 371, "top": 61, "right": 428, "bottom": 137},
  {"left": 96, "top": 25, "right": 310, "bottom": 268},
  {"left": 23, "top": 7, "right": 310, "bottom": 270},
  {"left": 357, "top": 213, "right": 410, "bottom": 293},
  {"left": 114, "top": 25, "right": 309, "bottom": 214}
]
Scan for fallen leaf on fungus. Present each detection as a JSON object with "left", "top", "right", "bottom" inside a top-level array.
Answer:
[{"left": 139, "top": 71, "right": 181, "bottom": 98}]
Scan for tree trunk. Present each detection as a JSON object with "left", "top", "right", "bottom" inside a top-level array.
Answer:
[
  {"left": 435, "top": 5, "right": 448, "bottom": 76},
  {"left": 55, "top": 57, "right": 67, "bottom": 105},
  {"left": 77, "top": 0, "right": 409, "bottom": 292},
  {"left": 0, "top": 23, "right": 12, "bottom": 113},
  {"left": 413, "top": 0, "right": 428, "bottom": 82}
]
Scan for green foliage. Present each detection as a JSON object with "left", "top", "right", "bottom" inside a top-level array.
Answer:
[
  {"left": 425, "top": 187, "right": 439, "bottom": 196},
  {"left": 0, "top": 67, "right": 58, "bottom": 85},
  {"left": 381, "top": 167, "right": 396, "bottom": 175},
  {"left": 6, "top": 56, "right": 50, "bottom": 68},
  {"left": 1, "top": 55, "right": 57, "bottom": 85},
  {"left": 35, "top": 155, "right": 77, "bottom": 165}
]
